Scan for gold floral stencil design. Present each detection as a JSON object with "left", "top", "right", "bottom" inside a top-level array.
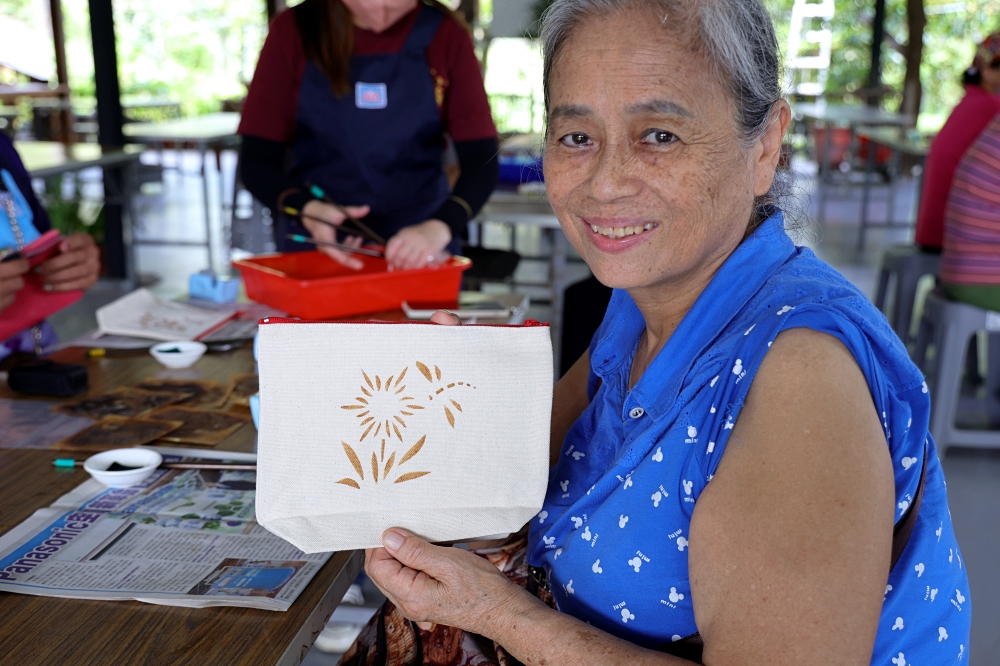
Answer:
[{"left": 336, "top": 363, "right": 475, "bottom": 489}]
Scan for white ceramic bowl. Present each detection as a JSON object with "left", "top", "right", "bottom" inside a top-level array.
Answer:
[
  {"left": 150, "top": 341, "right": 207, "bottom": 368},
  {"left": 83, "top": 448, "right": 163, "bottom": 488}
]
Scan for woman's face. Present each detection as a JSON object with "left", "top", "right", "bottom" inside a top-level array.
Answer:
[
  {"left": 544, "top": 8, "right": 787, "bottom": 293},
  {"left": 342, "top": 0, "right": 418, "bottom": 33}
]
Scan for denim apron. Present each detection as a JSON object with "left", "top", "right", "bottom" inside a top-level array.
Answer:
[{"left": 280, "top": 4, "right": 451, "bottom": 252}]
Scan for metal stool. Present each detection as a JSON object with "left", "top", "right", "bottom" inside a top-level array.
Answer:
[
  {"left": 913, "top": 288, "right": 1000, "bottom": 456},
  {"left": 874, "top": 244, "right": 940, "bottom": 343}
]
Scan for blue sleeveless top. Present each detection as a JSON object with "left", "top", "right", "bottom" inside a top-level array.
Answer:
[{"left": 526, "top": 211, "right": 970, "bottom": 664}]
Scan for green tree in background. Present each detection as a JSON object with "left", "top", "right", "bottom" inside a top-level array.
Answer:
[
  {"left": 526, "top": 0, "right": 996, "bottom": 122},
  {"left": 768, "top": 0, "right": 995, "bottom": 121}
]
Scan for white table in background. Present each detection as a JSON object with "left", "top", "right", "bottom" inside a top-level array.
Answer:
[
  {"left": 476, "top": 190, "right": 569, "bottom": 371},
  {"left": 124, "top": 113, "right": 241, "bottom": 270}
]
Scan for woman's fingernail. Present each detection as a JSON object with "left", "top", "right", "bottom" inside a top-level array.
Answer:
[
  {"left": 43, "top": 284, "right": 53, "bottom": 291},
  {"left": 383, "top": 531, "right": 404, "bottom": 551}
]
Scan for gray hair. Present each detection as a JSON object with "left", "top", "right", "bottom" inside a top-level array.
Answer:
[{"left": 540, "top": 0, "right": 782, "bottom": 147}]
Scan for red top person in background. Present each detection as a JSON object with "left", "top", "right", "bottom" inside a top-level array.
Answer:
[
  {"left": 915, "top": 31, "right": 1000, "bottom": 250},
  {"left": 239, "top": 0, "right": 498, "bottom": 270}
]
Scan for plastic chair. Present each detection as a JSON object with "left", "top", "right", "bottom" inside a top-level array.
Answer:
[
  {"left": 874, "top": 245, "right": 941, "bottom": 343},
  {"left": 913, "top": 288, "right": 1000, "bottom": 457}
]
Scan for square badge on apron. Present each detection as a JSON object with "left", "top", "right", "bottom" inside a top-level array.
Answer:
[{"left": 355, "top": 82, "right": 388, "bottom": 109}]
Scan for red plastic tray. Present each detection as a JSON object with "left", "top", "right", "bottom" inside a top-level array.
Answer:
[{"left": 233, "top": 251, "right": 471, "bottom": 320}]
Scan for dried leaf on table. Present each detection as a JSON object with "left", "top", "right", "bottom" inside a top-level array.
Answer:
[
  {"left": 145, "top": 407, "right": 250, "bottom": 446},
  {"left": 55, "top": 388, "right": 190, "bottom": 419},
  {"left": 55, "top": 416, "right": 184, "bottom": 450},
  {"left": 136, "top": 378, "right": 229, "bottom": 408},
  {"left": 227, "top": 374, "right": 259, "bottom": 405}
]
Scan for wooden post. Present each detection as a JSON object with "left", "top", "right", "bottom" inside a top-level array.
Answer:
[
  {"left": 899, "top": 0, "right": 926, "bottom": 123},
  {"left": 87, "top": 0, "right": 127, "bottom": 279},
  {"left": 49, "top": 0, "right": 73, "bottom": 142},
  {"left": 866, "top": 0, "right": 886, "bottom": 107}
]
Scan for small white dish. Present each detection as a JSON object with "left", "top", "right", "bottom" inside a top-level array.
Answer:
[
  {"left": 83, "top": 448, "right": 163, "bottom": 488},
  {"left": 150, "top": 341, "right": 207, "bottom": 368}
]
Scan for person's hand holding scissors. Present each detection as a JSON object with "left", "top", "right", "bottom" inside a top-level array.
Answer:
[{"left": 301, "top": 200, "right": 372, "bottom": 270}]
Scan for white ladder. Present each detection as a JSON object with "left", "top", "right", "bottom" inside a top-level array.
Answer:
[{"left": 785, "top": 0, "right": 835, "bottom": 99}]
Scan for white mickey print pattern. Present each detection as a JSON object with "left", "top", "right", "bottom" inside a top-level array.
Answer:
[{"left": 531, "top": 254, "right": 969, "bottom": 664}]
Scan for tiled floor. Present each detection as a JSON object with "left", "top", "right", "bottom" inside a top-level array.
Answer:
[{"left": 44, "top": 150, "right": 997, "bottom": 664}]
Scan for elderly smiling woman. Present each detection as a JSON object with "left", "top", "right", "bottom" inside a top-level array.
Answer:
[{"left": 348, "top": 0, "right": 971, "bottom": 664}]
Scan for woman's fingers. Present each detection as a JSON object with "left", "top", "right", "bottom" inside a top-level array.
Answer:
[
  {"left": 36, "top": 234, "right": 100, "bottom": 291},
  {"left": 321, "top": 246, "right": 364, "bottom": 270},
  {"left": 301, "top": 203, "right": 367, "bottom": 270},
  {"left": 42, "top": 262, "right": 98, "bottom": 291},
  {"left": 0, "top": 257, "right": 29, "bottom": 280},
  {"left": 430, "top": 311, "right": 461, "bottom": 326},
  {"left": 343, "top": 204, "right": 370, "bottom": 220},
  {"left": 0, "top": 266, "right": 26, "bottom": 313}
]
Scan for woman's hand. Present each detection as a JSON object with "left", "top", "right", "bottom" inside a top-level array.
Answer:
[
  {"left": 301, "top": 200, "right": 372, "bottom": 270},
  {"left": 385, "top": 219, "right": 451, "bottom": 271},
  {"left": 365, "top": 529, "right": 531, "bottom": 637},
  {"left": 0, "top": 256, "right": 29, "bottom": 313},
  {"left": 36, "top": 233, "right": 100, "bottom": 292}
]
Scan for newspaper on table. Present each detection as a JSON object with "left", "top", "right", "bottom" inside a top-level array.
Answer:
[{"left": 0, "top": 459, "right": 331, "bottom": 610}]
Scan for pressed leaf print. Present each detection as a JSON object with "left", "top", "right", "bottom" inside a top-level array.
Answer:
[
  {"left": 395, "top": 471, "right": 431, "bottom": 484},
  {"left": 336, "top": 363, "right": 475, "bottom": 488}
]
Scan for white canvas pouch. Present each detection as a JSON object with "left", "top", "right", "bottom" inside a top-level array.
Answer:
[{"left": 256, "top": 318, "right": 553, "bottom": 553}]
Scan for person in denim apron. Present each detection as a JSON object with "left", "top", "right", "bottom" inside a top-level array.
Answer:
[{"left": 239, "top": 0, "right": 497, "bottom": 270}]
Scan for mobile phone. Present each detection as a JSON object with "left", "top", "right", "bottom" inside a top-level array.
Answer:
[
  {"left": 21, "top": 230, "right": 63, "bottom": 268},
  {"left": 402, "top": 300, "right": 512, "bottom": 320}
]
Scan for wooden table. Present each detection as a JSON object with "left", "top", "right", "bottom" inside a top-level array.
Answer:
[
  {"left": 124, "top": 113, "right": 242, "bottom": 272},
  {"left": 0, "top": 346, "right": 365, "bottom": 665},
  {"left": 0, "top": 83, "right": 70, "bottom": 104},
  {"left": 477, "top": 190, "right": 568, "bottom": 371},
  {"left": 0, "top": 448, "right": 363, "bottom": 665},
  {"left": 855, "top": 127, "right": 933, "bottom": 250},
  {"left": 791, "top": 103, "right": 914, "bottom": 226},
  {"left": 0, "top": 345, "right": 259, "bottom": 452},
  {"left": 16, "top": 141, "right": 144, "bottom": 179}
]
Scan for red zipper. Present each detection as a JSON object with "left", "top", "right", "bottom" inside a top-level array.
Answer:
[{"left": 258, "top": 317, "right": 548, "bottom": 328}]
